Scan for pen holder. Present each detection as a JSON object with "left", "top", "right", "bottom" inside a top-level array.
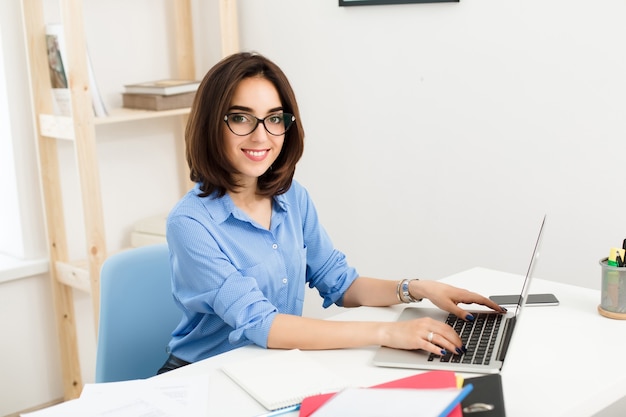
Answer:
[{"left": 598, "top": 258, "right": 626, "bottom": 319}]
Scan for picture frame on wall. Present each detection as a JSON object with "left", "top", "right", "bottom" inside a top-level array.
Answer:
[{"left": 339, "top": 0, "right": 458, "bottom": 5}]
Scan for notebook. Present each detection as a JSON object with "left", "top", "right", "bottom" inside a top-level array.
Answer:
[
  {"left": 300, "top": 370, "right": 463, "bottom": 417},
  {"left": 372, "top": 215, "right": 547, "bottom": 374},
  {"left": 221, "top": 349, "right": 348, "bottom": 411},
  {"left": 309, "top": 385, "right": 473, "bottom": 417},
  {"left": 461, "top": 374, "right": 506, "bottom": 416}
]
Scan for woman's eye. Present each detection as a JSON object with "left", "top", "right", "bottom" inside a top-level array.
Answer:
[
  {"left": 231, "top": 114, "right": 251, "bottom": 124},
  {"left": 267, "top": 115, "right": 283, "bottom": 125}
]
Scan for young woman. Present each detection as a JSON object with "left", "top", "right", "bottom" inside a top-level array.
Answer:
[{"left": 158, "top": 52, "right": 505, "bottom": 374}]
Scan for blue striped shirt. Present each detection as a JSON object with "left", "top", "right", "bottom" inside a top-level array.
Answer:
[{"left": 166, "top": 180, "right": 359, "bottom": 362}]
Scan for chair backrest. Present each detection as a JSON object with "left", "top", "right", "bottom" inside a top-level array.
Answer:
[{"left": 95, "top": 243, "right": 181, "bottom": 383}]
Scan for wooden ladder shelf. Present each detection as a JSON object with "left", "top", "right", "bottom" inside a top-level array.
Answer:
[{"left": 21, "top": 0, "right": 239, "bottom": 400}]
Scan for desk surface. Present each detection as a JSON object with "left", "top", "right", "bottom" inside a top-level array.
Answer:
[{"left": 158, "top": 267, "right": 626, "bottom": 417}]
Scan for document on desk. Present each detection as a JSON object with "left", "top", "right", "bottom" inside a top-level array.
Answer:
[
  {"left": 309, "top": 386, "right": 473, "bottom": 417},
  {"left": 222, "top": 349, "right": 349, "bottom": 411},
  {"left": 20, "top": 375, "right": 209, "bottom": 417}
]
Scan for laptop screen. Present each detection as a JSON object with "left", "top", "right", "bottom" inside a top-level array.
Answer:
[{"left": 514, "top": 214, "right": 547, "bottom": 317}]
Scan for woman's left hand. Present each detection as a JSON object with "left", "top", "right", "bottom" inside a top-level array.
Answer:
[{"left": 410, "top": 280, "right": 507, "bottom": 320}]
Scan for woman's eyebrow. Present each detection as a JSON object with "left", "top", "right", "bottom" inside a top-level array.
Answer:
[
  {"left": 228, "top": 105, "right": 253, "bottom": 113},
  {"left": 228, "top": 105, "right": 284, "bottom": 114}
]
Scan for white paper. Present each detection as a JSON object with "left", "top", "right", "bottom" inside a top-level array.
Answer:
[
  {"left": 221, "top": 349, "right": 349, "bottom": 410},
  {"left": 310, "top": 387, "right": 464, "bottom": 417},
  {"left": 21, "top": 375, "right": 209, "bottom": 417}
]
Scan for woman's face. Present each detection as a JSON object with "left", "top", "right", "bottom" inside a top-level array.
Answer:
[{"left": 224, "top": 76, "right": 286, "bottom": 188}]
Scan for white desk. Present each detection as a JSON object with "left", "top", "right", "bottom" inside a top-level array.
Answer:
[{"left": 158, "top": 267, "right": 626, "bottom": 417}]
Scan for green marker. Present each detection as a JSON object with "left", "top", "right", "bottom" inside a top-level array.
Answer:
[
  {"left": 606, "top": 248, "right": 624, "bottom": 311},
  {"left": 608, "top": 247, "right": 623, "bottom": 267}
]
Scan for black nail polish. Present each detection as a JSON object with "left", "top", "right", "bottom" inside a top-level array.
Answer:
[
  {"left": 440, "top": 349, "right": 447, "bottom": 356},
  {"left": 466, "top": 314, "right": 475, "bottom": 321},
  {"left": 462, "top": 344, "right": 468, "bottom": 353},
  {"left": 500, "top": 306, "right": 508, "bottom": 312},
  {"left": 455, "top": 347, "right": 464, "bottom": 355}
]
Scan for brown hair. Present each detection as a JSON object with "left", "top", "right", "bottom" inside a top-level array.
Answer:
[{"left": 186, "top": 52, "right": 305, "bottom": 198}]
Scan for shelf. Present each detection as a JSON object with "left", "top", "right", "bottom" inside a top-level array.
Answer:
[
  {"left": 94, "top": 107, "right": 191, "bottom": 125},
  {"left": 55, "top": 259, "right": 91, "bottom": 293},
  {"left": 39, "top": 114, "right": 75, "bottom": 140},
  {"left": 22, "top": 0, "right": 239, "bottom": 401},
  {"left": 39, "top": 107, "right": 192, "bottom": 140}
]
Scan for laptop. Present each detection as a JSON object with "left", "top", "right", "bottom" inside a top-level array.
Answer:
[{"left": 372, "top": 215, "right": 547, "bottom": 374}]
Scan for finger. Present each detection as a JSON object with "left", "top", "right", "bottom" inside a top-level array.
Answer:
[
  {"left": 432, "top": 321, "right": 463, "bottom": 347},
  {"left": 468, "top": 295, "right": 506, "bottom": 312},
  {"left": 424, "top": 332, "right": 448, "bottom": 356},
  {"left": 448, "top": 305, "right": 478, "bottom": 322},
  {"left": 425, "top": 330, "right": 465, "bottom": 357},
  {"left": 465, "top": 292, "right": 508, "bottom": 313},
  {"left": 484, "top": 297, "right": 509, "bottom": 313}
]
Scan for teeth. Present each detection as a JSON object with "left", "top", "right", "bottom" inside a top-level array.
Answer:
[{"left": 246, "top": 150, "right": 266, "bottom": 156}]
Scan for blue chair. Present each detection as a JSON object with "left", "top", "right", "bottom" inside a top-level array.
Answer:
[{"left": 95, "top": 243, "right": 181, "bottom": 382}]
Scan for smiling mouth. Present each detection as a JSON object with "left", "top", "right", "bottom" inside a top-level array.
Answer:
[
  {"left": 243, "top": 149, "right": 270, "bottom": 161},
  {"left": 244, "top": 149, "right": 268, "bottom": 157}
]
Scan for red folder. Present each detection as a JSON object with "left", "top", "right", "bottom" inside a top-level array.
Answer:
[{"left": 299, "top": 370, "right": 462, "bottom": 417}]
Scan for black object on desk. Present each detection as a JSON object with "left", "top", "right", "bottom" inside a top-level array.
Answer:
[{"left": 461, "top": 374, "right": 506, "bottom": 417}]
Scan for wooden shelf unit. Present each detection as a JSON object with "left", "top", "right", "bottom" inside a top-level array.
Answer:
[{"left": 21, "top": 0, "right": 239, "bottom": 400}]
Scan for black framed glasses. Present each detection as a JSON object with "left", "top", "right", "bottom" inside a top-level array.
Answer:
[{"left": 224, "top": 112, "right": 296, "bottom": 136}]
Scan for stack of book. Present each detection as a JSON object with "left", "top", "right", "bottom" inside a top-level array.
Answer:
[
  {"left": 220, "top": 349, "right": 507, "bottom": 417},
  {"left": 121, "top": 79, "right": 200, "bottom": 111}
]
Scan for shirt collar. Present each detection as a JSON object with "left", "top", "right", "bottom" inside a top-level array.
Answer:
[{"left": 195, "top": 184, "right": 290, "bottom": 225}]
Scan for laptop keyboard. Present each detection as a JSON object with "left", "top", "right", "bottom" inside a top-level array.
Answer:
[{"left": 427, "top": 312, "right": 503, "bottom": 365}]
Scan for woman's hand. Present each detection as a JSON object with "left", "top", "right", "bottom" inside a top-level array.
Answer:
[
  {"left": 297, "top": 277, "right": 507, "bottom": 356},
  {"left": 410, "top": 280, "right": 507, "bottom": 320},
  {"left": 379, "top": 280, "right": 508, "bottom": 356},
  {"left": 380, "top": 316, "right": 466, "bottom": 357}
]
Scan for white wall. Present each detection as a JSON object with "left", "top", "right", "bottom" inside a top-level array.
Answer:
[
  {"left": 3, "top": 0, "right": 626, "bottom": 414},
  {"left": 238, "top": 0, "right": 626, "bottom": 294}
]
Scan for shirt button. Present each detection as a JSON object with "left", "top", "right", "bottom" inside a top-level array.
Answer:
[
  {"left": 272, "top": 243, "right": 278, "bottom": 249},
  {"left": 282, "top": 278, "right": 288, "bottom": 284}
]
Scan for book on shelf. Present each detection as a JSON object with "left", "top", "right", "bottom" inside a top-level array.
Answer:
[
  {"left": 124, "top": 79, "right": 200, "bottom": 96},
  {"left": 45, "top": 23, "right": 108, "bottom": 118},
  {"left": 45, "top": 24, "right": 70, "bottom": 116},
  {"left": 86, "top": 52, "right": 108, "bottom": 118},
  {"left": 122, "top": 91, "right": 195, "bottom": 111}
]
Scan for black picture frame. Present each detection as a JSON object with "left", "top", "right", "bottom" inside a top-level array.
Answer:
[{"left": 339, "top": 0, "right": 458, "bottom": 6}]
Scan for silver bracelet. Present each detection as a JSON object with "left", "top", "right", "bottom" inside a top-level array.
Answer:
[
  {"left": 396, "top": 280, "right": 404, "bottom": 303},
  {"left": 398, "top": 278, "right": 422, "bottom": 303}
]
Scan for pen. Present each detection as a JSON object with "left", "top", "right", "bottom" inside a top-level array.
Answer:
[{"left": 254, "top": 404, "right": 301, "bottom": 417}]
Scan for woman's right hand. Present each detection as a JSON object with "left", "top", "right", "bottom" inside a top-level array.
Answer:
[{"left": 380, "top": 317, "right": 465, "bottom": 357}]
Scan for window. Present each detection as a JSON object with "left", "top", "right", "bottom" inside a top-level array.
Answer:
[
  {"left": 0, "top": 33, "right": 24, "bottom": 257},
  {"left": 0, "top": 13, "right": 48, "bottom": 281}
]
